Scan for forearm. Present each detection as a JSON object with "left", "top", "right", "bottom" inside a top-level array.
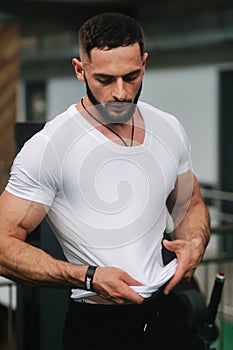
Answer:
[
  {"left": 0, "top": 192, "right": 88, "bottom": 289},
  {"left": 162, "top": 174, "right": 210, "bottom": 294},
  {"left": 168, "top": 173, "right": 210, "bottom": 257},
  {"left": 0, "top": 238, "right": 145, "bottom": 305},
  {"left": 163, "top": 197, "right": 210, "bottom": 294},
  {"left": 173, "top": 196, "right": 210, "bottom": 257},
  {"left": 0, "top": 237, "right": 87, "bottom": 288}
]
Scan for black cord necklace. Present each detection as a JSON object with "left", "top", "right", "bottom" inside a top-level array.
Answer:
[{"left": 81, "top": 98, "right": 134, "bottom": 147}]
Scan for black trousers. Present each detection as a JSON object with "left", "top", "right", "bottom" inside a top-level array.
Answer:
[{"left": 62, "top": 291, "right": 205, "bottom": 350}]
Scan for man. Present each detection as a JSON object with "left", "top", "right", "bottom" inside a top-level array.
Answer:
[{"left": 0, "top": 12, "right": 210, "bottom": 350}]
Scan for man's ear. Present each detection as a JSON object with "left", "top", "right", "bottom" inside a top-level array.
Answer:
[
  {"left": 72, "top": 58, "right": 85, "bottom": 82},
  {"left": 142, "top": 52, "right": 148, "bottom": 74}
]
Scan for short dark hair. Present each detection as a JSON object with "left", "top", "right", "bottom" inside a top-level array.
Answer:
[{"left": 79, "top": 12, "right": 145, "bottom": 60}]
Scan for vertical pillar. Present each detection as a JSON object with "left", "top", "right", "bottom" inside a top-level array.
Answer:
[{"left": 0, "top": 21, "right": 20, "bottom": 192}]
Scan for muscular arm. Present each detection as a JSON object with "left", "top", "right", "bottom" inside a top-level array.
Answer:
[
  {"left": 0, "top": 190, "right": 144, "bottom": 304},
  {"left": 164, "top": 171, "right": 210, "bottom": 294},
  {"left": 0, "top": 190, "right": 87, "bottom": 288}
]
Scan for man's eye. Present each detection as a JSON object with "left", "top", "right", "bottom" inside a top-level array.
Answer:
[
  {"left": 124, "top": 74, "right": 138, "bottom": 82},
  {"left": 97, "top": 78, "right": 113, "bottom": 85}
]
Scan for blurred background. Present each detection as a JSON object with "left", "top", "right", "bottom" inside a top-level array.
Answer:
[{"left": 0, "top": 1, "right": 233, "bottom": 349}]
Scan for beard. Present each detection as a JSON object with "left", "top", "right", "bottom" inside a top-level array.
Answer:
[{"left": 84, "top": 77, "right": 142, "bottom": 124}]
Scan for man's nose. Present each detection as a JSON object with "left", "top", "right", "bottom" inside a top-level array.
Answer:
[{"left": 112, "top": 78, "right": 127, "bottom": 101}]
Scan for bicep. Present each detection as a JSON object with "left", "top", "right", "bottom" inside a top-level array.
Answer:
[
  {"left": 0, "top": 190, "right": 48, "bottom": 240},
  {"left": 166, "top": 170, "right": 195, "bottom": 224}
]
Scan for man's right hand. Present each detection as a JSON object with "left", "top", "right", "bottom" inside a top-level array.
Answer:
[{"left": 90, "top": 266, "right": 145, "bottom": 305}]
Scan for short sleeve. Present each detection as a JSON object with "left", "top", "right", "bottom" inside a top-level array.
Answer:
[
  {"left": 176, "top": 120, "right": 192, "bottom": 175},
  {"left": 6, "top": 132, "right": 59, "bottom": 206}
]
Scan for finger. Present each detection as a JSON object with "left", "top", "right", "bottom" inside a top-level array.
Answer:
[
  {"left": 163, "top": 238, "right": 182, "bottom": 252},
  {"left": 123, "top": 290, "right": 144, "bottom": 304},
  {"left": 127, "top": 277, "right": 144, "bottom": 287},
  {"left": 119, "top": 275, "right": 145, "bottom": 304},
  {"left": 110, "top": 285, "right": 144, "bottom": 305},
  {"left": 163, "top": 264, "right": 185, "bottom": 295}
]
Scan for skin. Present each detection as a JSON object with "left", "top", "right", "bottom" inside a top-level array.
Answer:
[
  {"left": 72, "top": 44, "right": 148, "bottom": 146},
  {"left": 0, "top": 43, "right": 210, "bottom": 304}
]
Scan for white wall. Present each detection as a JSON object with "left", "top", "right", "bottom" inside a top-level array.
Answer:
[
  {"left": 0, "top": 277, "right": 17, "bottom": 309},
  {"left": 47, "top": 77, "right": 85, "bottom": 119},
  {"left": 141, "top": 65, "right": 219, "bottom": 185}
]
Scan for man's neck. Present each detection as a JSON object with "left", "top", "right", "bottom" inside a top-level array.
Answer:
[{"left": 76, "top": 97, "right": 145, "bottom": 146}]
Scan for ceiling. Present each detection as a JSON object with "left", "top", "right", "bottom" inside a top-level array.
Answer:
[
  {"left": 1, "top": 0, "right": 233, "bottom": 35},
  {"left": 1, "top": 0, "right": 233, "bottom": 69}
]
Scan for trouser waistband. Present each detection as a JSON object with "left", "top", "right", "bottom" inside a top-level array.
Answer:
[
  {"left": 74, "top": 282, "right": 168, "bottom": 305},
  {"left": 68, "top": 290, "right": 167, "bottom": 327}
]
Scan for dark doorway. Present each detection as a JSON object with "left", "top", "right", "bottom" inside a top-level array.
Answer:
[{"left": 219, "top": 70, "right": 233, "bottom": 254}]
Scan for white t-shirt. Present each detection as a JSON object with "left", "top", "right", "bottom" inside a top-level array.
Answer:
[{"left": 6, "top": 101, "right": 191, "bottom": 300}]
